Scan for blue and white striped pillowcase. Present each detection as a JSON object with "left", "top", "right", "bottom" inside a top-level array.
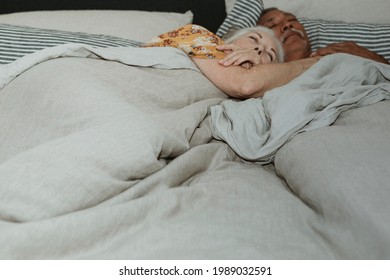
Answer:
[
  {"left": 300, "top": 18, "right": 390, "bottom": 61},
  {"left": 0, "top": 23, "right": 143, "bottom": 64},
  {"left": 216, "top": 0, "right": 390, "bottom": 62},
  {"left": 216, "top": 0, "right": 263, "bottom": 37}
]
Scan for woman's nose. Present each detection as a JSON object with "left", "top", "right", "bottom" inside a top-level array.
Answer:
[{"left": 254, "top": 45, "right": 264, "bottom": 54}]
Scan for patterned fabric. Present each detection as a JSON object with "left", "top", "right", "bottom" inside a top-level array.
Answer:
[
  {"left": 300, "top": 18, "right": 390, "bottom": 61},
  {"left": 0, "top": 23, "right": 142, "bottom": 64},
  {"left": 217, "top": 0, "right": 263, "bottom": 37},
  {"left": 145, "top": 24, "right": 225, "bottom": 59}
]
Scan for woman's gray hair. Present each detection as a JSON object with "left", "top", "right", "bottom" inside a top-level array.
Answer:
[{"left": 223, "top": 26, "right": 285, "bottom": 63}]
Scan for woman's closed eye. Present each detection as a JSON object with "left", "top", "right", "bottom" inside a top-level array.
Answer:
[
  {"left": 267, "top": 49, "right": 276, "bottom": 63},
  {"left": 267, "top": 53, "right": 273, "bottom": 62},
  {"left": 249, "top": 35, "right": 259, "bottom": 43}
]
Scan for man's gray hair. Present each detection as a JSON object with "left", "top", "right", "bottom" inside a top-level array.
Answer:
[{"left": 223, "top": 26, "right": 285, "bottom": 63}]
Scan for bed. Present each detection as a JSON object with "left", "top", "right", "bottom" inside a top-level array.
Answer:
[{"left": 0, "top": 0, "right": 390, "bottom": 260}]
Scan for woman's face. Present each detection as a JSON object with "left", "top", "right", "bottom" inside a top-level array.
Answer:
[{"left": 233, "top": 31, "right": 279, "bottom": 64}]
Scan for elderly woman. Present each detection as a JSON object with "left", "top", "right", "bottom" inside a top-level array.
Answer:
[{"left": 146, "top": 24, "right": 318, "bottom": 99}]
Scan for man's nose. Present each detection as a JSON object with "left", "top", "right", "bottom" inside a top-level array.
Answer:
[{"left": 281, "top": 21, "right": 293, "bottom": 32}]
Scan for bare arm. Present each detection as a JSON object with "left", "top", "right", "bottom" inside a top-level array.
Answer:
[
  {"left": 192, "top": 57, "right": 319, "bottom": 99},
  {"left": 311, "top": 41, "right": 389, "bottom": 64}
]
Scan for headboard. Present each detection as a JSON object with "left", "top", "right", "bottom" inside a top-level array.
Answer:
[{"left": 0, "top": 0, "right": 226, "bottom": 32}]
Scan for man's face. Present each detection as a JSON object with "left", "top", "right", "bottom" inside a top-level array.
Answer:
[{"left": 258, "top": 9, "right": 311, "bottom": 61}]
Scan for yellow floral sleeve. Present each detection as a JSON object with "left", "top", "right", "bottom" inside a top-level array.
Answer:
[{"left": 144, "top": 24, "right": 225, "bottom": 59}]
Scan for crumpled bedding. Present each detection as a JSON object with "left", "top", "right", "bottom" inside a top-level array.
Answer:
[
  {"left": 211, "top": 54, "right": 390, "bottom": 164},
  {"left": 0, "top": 43, "right": 199, "bottom": 89},
  {"left": 1, "top": 45, "right": 389, "bottom": 260},
  {"left": 0, "top": 44, "right": 220, "bottom": 223}
]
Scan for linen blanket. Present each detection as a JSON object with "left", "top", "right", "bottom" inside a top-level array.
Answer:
[
  {"left": 211, "top": 54, "right": 390, "bottom": 164},
  {"left": 0, "top": 44, "right": 223, "bottom": 223},
  {"left": 1, "top": 45, "right": 389, "bottom": 259},
  {"left": 0, "top": 43, "right": 199, "bottom": 89},
  {"left": 2, "top": 44, "right": 328, "bottom": 260}
]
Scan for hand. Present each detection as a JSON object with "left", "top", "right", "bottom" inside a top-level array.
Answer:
[
  {"left": 310, "top": 41, "right": 389, "bottom": 64},
  {"left": 216, "top": 43, "right": 242, "bottom": 55},
  {"left": 217, "top": 44, "right": 262, "bottom": 68}
]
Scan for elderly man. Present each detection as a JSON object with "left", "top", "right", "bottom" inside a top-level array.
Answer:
[{"left": 257, "top": 7, "right": 389, "bottom": 64}]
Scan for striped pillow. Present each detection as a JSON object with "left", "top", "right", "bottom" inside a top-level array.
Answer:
[
  {"left": 0, "top": 24, "right": 142, "bottom": 64},
  {"left": 217, "top": 0, "right": 263, "bottom": 37},
  {"left": 218, "top": 0, "right": 390, "bottom": 62},
  {"left": 300, "top": 18, "right": 390, "bottom": 61}
]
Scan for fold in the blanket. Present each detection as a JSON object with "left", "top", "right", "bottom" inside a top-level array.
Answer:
[
  {"left": 211, "top": 54, "right": 390, "bottom": 164},
  {"left": 0, "top": 43, "right": 199, "bottom": 89},
  {"left": 0, "top": 44, "right": 224, "bottom": 222}
]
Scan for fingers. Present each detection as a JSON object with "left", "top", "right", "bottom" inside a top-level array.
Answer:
[
  {"left": 240, "top": 62, "right": 252, "bottom": 69},
  {"left": 219, "top": 50, "right": 261, "bottom": 67},
  {"left": 310, "top": 47, "right": 338, "bottom": 57},
  {"left": 219, "top": 51, "right": 240, "bottom": 66},
  {"left": 219, "top": 53, "right": 246, "bottom": 66},
  {"left": 310, "top": 42, "right": 362, "bottom": 57},
  {"left": 219, "top": 53, "right": 252, "bottom": 66},
  {"left": 216, "top": 44, "right": 241, "bottom": 52},
  {"left": 310, "top": 42, "right": 387, "bottom": 63}
]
